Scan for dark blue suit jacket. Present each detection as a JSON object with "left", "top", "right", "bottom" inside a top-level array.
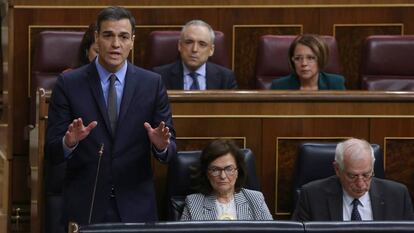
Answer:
[
  {"left": 45, "top": 61, "right": 176, "bottom": 225},
  {"left": 153, "top": 61, "right": 237, "bottom": 90}
]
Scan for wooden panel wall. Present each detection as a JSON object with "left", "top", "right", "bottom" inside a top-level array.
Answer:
[
  {"left": 167, "top": 91, "right": 414, "bottom": 219},
  {"left": 11, "top": 4, "right": 414, "bottom": 155},
  {"left": 10, "top": 5, "right": 414, "bottom": 138},
  {"left": 9, "top": 0, "right": 414, "bottom": 6},
  {"left": 30, "top": 91, "right": 414, "bottom": 228}
]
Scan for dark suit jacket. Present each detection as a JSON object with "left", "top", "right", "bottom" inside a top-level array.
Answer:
[
  {"left": 292, "top": 176, "right": 414, "bottom": 221},
  {"left": 153, "top": 61, "right": 237, "bottom": 90},
  {"left": 45, "top": 61, "right": 176, "bottom": 225},
  {"left": 270, "top": 72, "right": 346, "bottom": 90}
]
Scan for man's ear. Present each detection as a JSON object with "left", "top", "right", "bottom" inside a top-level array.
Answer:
[
  {"left": 94, "top": 31, "right": 99, "bottom": 44},
  {"left": 333, "top": 161, "right": 340, "bottom": 176},
  {"left": 131, "top": 35, "right": 135, "bottom": 50},
  {"left": 209, "top": 44, "right": 215, "bottom": 57},
  {"left": 178, "top": 40, "right": 182, "bottom": 53}
]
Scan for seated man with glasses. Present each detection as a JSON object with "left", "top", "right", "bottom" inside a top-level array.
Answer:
[
  {"left": 271, "top": 34, "right": 345, "bottom": 90},
  {"left": 292, "top": 138, "right": 414, "bottom": 221},
  {"left": 180, "top": 139, "right": 273, "bottom": 220}
]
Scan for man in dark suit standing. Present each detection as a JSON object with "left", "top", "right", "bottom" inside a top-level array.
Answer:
[
  {"left": 45, "top": 6, "right": 176, "bottom": 225},
  {"left": 292, "top": 138, "right": 414, "bottom": 221},
  {"left": 153, "top": 20, "right": 237, "bottom": 90}
]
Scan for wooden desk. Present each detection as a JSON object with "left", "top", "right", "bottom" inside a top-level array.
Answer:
[
  {"left": 30, "top": 90, "right": 414, "bottom": 232},
  {"left": 168, "top": 90, "right": 414, "bottom": 219}
]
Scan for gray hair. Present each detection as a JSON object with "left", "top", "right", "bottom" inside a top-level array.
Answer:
[
  {"left": 335, "top": 138, "right": 375, "bottom": 171},
  {"left": 180, "top": 19, "right": 215, "bottom": 44}
]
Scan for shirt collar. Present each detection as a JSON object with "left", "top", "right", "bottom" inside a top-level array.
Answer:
[
  {"left": 343, "top": 189, "right": 370, "bottom": 207},
  {"left": 95, "top": 56, "right": 128, "bottom": 85},
  {"left": 182, "top": 62, "right": 206, "bottom": 77}
]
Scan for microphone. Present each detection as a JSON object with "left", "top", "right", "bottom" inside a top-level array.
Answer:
[{"left": 88, "top": 143, "right": 104, "bottom": 224}]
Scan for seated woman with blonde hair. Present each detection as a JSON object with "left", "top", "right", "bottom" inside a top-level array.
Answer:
[
  {"left": 180, "top": 139, "right": 273, "bottom": 220},
  {"left": 271, "top": 34, "right": 345, "bottom": 90}
]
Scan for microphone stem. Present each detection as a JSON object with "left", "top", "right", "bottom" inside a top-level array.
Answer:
[{"left": 88, "top": 144, "right": 104, "bottom": 224}]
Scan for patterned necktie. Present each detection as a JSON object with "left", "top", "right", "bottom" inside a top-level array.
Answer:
[
  {"left": 189, "top": 72, "right": 200, "bottom": 90},
  {"left": 351, "top": 198, "right": 362, "bottom": 221},
  {"left": 108, "top": 74, "right": 118, "bottom": 134}
]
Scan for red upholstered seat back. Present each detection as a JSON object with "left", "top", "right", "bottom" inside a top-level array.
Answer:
[
  {"left": 30, "top": 31, "right": 83, "bottom": 125},
  {"left": 30, "top": 30, "right": 84, "bottom": 233},
  {"left": 254, "top": 35, "right": 342, "bottom": 89},
  {"left": 32, "top": 30, "right": 83, "bottom": 93},
  {"left": 360, "top": 35, "right": 414, "bottom": 90},
  {"left": 148, "top": 30, "right": 229, "bottom": 69}
]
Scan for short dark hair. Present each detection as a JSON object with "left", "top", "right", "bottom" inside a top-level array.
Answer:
[
  {"left": 192, "top": 139, "right": 247, "bottom": 195},
  {"left": 288, "top": 34, "right": 329, "bottom": 73},
  {"left": 96, "top": 6, "right": 136, "bottom": 33},
  {"left": 76, "top": 23, "right": 97, "bottom": 68}
]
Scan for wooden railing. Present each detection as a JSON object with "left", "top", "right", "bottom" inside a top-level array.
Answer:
[{"left": 30, "top": 89, "right": 414, "bottom": 232}]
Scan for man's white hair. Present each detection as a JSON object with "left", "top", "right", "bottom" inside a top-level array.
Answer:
[
  {"left": 180, "top": 19, "right": 215, "bottom": 44},
  {"left": 335, "top": 138, "right": 375, "bottom": 171}
]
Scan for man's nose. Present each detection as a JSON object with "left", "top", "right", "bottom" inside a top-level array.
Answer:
[
  {"left": 191, "top": 43, "right": 199, "bottom": 52},
  {"left": 355, "top": 178, "right": 367, "bottom": 188},
  {"left": 112, "top": 37, "right": 120, "bottom": 47}
]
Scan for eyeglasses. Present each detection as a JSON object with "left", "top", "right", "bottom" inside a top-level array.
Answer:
[
  {"left": 291, "top": 55, "right": 317, "bottom": 64},
  {"left": 345, "top": 171, "right": 374, "bottom": 182},
  {"left": 208, "top": 165, "right": 238, "bottom": 177}
]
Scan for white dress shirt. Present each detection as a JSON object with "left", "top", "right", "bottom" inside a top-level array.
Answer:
[
  {"left": 342, "top": 190, "right": 373, "bottom": 221},
  {"left": 183, "top": 63, "right": 207, "bottom": 90}
]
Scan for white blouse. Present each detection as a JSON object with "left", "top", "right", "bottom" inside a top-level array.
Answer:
[{"left": 215, "top": 197, "right": 237, "bottom": 220}]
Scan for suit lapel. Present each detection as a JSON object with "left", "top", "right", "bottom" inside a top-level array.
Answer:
[
  {"left": 327, "top": 194, "right": 343, "bottom": 221},
  {"left": 369, "top": 179, "right": 385, "bottom": 220},
  {"left": 235, "top": 190, "right": 251, "bottom": 220},
  {"left": 291, "top": 75, "right": 302, "bottom": 89},
  {"left": 118, "top": 63, "right": 137, "bottom": 127},
  {"left": 171, "top": 61, "right": 184, "bottom": 89},
  {"left": 203, "top": 195, "right": 217, "bottom": 220},
  {"left": 318, "top": 72, "right": 329, "bottom": 89},
  {"left": 86, "top": 63, "right": 113, "bottom": 136},
  {"left": 327, "top": 177, "right": 343, "bottom": 221},
  {"left": 205, "top": 62, "right": 220, "bottom": 89}
]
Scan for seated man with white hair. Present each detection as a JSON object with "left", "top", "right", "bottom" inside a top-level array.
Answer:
[{"left": 292, "top": 138, "right": 414, "bottom": 221}]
